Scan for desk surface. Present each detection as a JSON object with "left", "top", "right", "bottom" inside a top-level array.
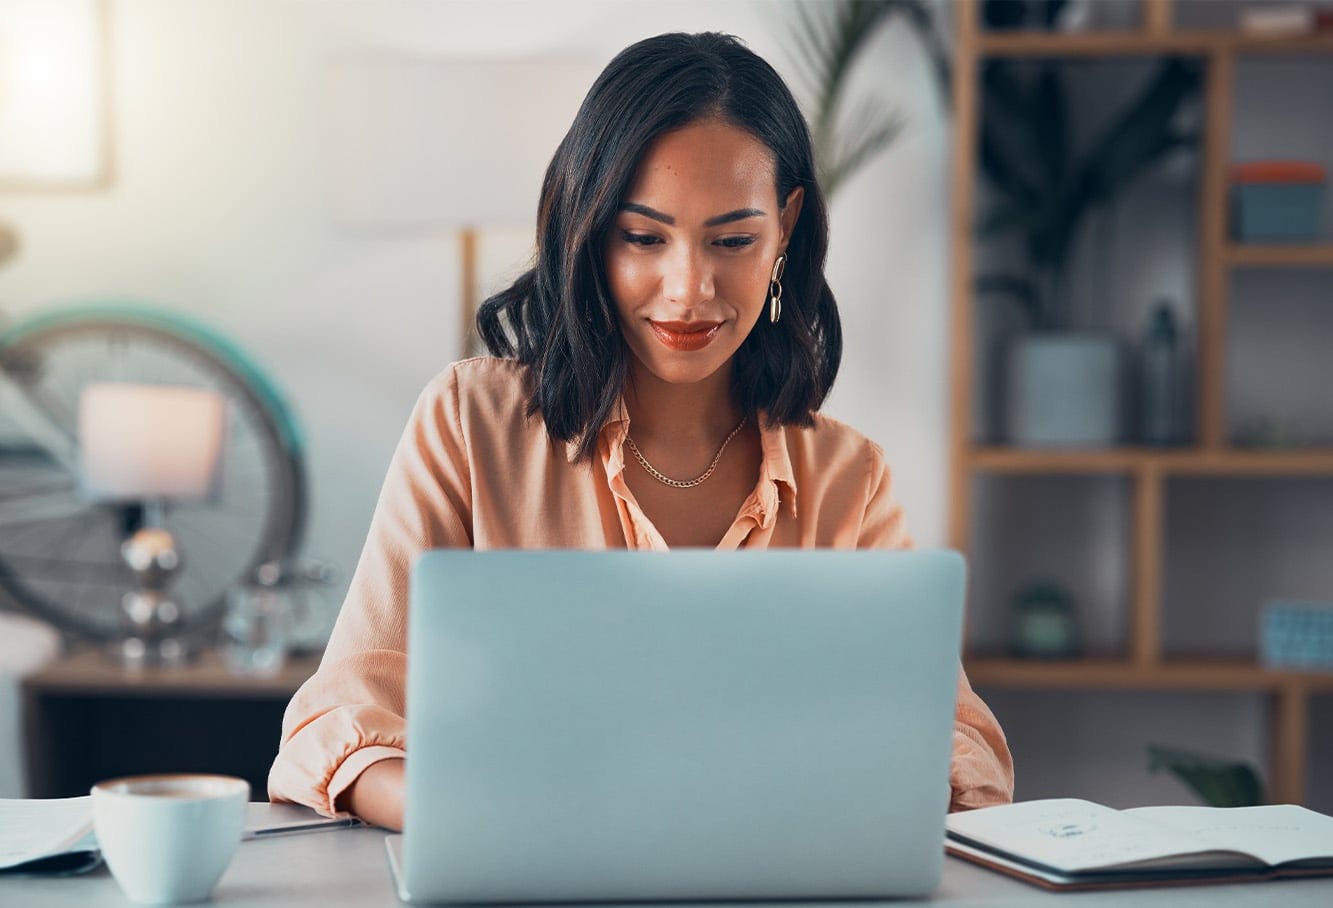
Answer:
[{"left": 3, "top": 804, "right": 1332, "bottom": 907}]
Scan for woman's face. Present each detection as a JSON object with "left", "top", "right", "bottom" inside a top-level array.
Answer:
[{"left": 604, "top": 118, "right": 803, "bottom": 387}]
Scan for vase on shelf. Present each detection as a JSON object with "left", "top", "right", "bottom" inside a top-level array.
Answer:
[{"left": 1003, "top": 332, "right": 1127, "bottom": 448}]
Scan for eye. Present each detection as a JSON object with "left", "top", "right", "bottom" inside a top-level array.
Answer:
[
  {"left": 619, "top": 230, "right": 662, "bottom": 247},
  {"left": 715, "top": 235, "right": 757, "bottom": 249}
]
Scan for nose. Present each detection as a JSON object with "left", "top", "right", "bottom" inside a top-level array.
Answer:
[{"left": 661, "top": 243, "right": 715, "bottom": 310}]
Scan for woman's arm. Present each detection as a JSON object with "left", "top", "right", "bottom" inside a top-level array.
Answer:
[
  {"left": 338, "top": 758, "right": 406, "bottom": 831},
  {"left": 856, "top": 445, "right": 1015, "bottom": 810},
  {"left": 269, "top": 366, "right": 475, "bottom": 819}
]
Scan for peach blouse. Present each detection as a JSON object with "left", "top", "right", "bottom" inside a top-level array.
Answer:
[{"left": 268, "top": 357, "right": 1013, "bottom": 816}]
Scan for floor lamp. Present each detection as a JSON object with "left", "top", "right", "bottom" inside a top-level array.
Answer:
[{"left": 323, "top": 57, "right": 602, "bottom": 357}]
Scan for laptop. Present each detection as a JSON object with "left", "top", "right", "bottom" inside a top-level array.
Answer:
[{"left": 387, "top": 549, "right": 966, "bottom": 903}]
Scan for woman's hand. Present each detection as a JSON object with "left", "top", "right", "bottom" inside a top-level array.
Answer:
[{"left": 338, "top": 758, "right": 406, "bottom": 831}]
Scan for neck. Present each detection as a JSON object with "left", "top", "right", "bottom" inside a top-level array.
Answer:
[{"left": 623, "top": 359, "right": 742, "bottom": 447}]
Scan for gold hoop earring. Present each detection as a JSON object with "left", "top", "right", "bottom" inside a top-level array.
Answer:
[{"left": 769, "top": 254, "right": 786, "bottom": 324}]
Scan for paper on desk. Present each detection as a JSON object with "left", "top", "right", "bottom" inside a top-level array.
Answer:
[
  {"left": 1, "top": 796, "right": 361, "bottom": 870},
  {"left": 0, "top": 796, "right": 94, "bottom": 869}
]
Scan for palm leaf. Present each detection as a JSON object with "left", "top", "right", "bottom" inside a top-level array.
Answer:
[
  {"left": 1032, "top": 66, "right": 1068, "bottom": 189},
  {"left": 979, "top": 62, "right": 1054, "bottom": 199},
  {"left": 1079, "top": 60, "right": 1202, "bottom": 204},
  {"left": 975, "top": 273, "right": 1042, "bottom": 326},
  {"left": 783, "top": 1, "right": 943, "bottom": 201},
  {"left": 1148, "top": 745, "right": 1267, "bottom": 808},
  {"left": 823, "top": 104, "right": 903, "bottom": 196}
]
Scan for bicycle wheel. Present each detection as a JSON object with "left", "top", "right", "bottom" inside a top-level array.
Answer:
[{"left": 0, "top": 302, "right": 306, "bottom": 642}]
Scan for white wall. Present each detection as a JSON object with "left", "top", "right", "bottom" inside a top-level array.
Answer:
[{"left": 0, "top": 0, "right": 951, "bottom": 592}]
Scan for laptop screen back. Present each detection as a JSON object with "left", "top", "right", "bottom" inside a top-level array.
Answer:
[{"left": 402, "top": 549, "right": 965, "bottom": 902}]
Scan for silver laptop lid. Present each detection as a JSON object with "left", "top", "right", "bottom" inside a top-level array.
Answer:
[{"left": 402, "top": 550, "right": 965, "bottom": 903}]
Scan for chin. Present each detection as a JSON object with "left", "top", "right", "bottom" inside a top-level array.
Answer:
[
  {"left": 645, "top": 358, "right": 726, "bottom": 385},
  {"left": 631, "top": 348, "right": 730, "bottom": 387}
]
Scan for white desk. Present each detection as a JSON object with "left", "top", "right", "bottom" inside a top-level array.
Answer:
[{"left": 3, "top": 804, "right": 1332, "bottom": 907}]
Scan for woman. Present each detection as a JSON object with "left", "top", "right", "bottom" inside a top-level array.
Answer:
[{"left": 269, "top": 32, "right": 1013, "bottom": 831}]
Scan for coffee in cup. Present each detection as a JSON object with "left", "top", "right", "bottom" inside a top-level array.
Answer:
[{"left": 91, "top": 774, "right": 248, "bottom": 905}]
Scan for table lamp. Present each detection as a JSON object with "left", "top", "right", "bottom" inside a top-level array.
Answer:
[{"left": 78, "top": 382, "right": 226, "bottom": 667}]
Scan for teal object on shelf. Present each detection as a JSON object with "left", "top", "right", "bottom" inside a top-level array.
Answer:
[
  {"left": 1261, "top": 601, "right": 1333, "bottom": 670},
  {"left": 1231, "top": 183, "right": 1324, "bottom": 241}
]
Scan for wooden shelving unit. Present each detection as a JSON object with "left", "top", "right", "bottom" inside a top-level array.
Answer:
[{"left": 949, "top": 0, "right": 1333, "bottom": 806}]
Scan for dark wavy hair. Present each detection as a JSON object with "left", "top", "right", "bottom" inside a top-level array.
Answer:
[{"left": 476, "top": 31, "right": 841, "bottom": 461}]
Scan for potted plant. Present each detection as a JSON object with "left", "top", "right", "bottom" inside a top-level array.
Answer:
[{"left": 976, "top": 47, "right": 1201, "bottom": 447}]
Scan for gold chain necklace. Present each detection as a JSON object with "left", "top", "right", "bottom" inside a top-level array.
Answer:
[{"left": 626, "top": 416, "right": 747, "bottom": 489}]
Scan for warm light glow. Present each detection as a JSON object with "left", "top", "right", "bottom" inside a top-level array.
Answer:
[
  {"left": 79, "top": 383, "right": 227, "bottom": 501},
  {"left": 0, "top": 0, "right": 103, "bottom": 184}
]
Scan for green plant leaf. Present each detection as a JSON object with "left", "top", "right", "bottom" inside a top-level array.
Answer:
[
  {"left": 977, "top": 200, "right": 1039, "bottom": 237},
  {"left": 974, "top": 55, "right": 1201, "bottom": 329},
  {"left": 1147, "top": 744, "right": 1268, "bottom": 808},
  {"left": 980, "top": 62, "right": 1055, "bottom": 199},
  {"left": 1032, "top": 67, "right": 1068, "bottom": 189},
  {"left": 823, "top": 102, "right": 904, "bottom": 197},
  {"left": 897, "top": 0, "right": 953, "bottom": 109},
  {"left": 980, "top": 116, "right": 1044, "bottom": 207},
  {"left": 784, "top": 1, "right": 947, "bottom": 201},
  {"left": 1040, "top": 0, "right": 1069, "bottom": 28},
  {"left": 974, "top": 273, "right": 1042, "bottom": 327},
  {"left": 1079, "top": 60, "right": 1202, "bottom": 205}
]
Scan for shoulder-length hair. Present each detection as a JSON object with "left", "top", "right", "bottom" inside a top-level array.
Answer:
[{"left": 476, "top": 31, "right": 840, "bottom": 461}]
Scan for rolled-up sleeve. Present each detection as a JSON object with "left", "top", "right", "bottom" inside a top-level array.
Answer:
[
  {"left": 268, "top": 365, "right": 474, "bottom": 816},
  {"left": 856, "top": 446, "right": 1015, "bottom": 812}
]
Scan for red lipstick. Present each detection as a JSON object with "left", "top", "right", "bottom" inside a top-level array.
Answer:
[{"left": 649, "top": 320, "right": 723, "bottom": 352}]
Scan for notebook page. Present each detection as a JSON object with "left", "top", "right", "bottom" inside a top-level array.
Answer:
[
  {"left": 1125, "top": 804, "right": 1333, "bottom": 867},
  {"left": 946, "top": 798, "right": 1252, "bottom": 873},
  {"left": 0, "top": 797, "right": 94, "bottom": 869}
]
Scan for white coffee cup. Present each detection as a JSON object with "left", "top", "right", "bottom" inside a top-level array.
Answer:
[{"left": 91, "top": 774, "right": 249, "bottom": 905}]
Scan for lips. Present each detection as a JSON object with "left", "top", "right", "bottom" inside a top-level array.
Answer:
[{"left": 648, "top": 320, "right": 723, "bottom": 352}]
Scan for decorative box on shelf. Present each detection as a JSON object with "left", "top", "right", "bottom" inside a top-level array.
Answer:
[
  {"left": 1260, "top": 600, "right": 1333, "bottom": 671},
  {"left": 1230, "top": 160, "right": 1326, "bottom": 242}
]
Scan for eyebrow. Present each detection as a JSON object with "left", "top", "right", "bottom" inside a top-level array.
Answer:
[{"left": 619, "top": 203, "right": 766, "bottom": 228}]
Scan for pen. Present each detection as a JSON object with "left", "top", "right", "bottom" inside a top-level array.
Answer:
[{"left": 242, "top": 817, "right": 365, "bottom": 840}]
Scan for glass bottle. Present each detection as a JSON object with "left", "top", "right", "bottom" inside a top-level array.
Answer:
[{"left": 1141, "top": 301, "right": 1182, "bottom": 446}]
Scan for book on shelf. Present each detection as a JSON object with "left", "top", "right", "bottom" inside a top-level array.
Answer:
[{"left": 946, "top": 798, "right": 1333, "bottom": 891}]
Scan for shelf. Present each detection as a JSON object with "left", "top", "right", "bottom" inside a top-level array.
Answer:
[
  {"left": 21, "top": 648, "right": 321, "bottom": 700},
  {"left": 964, "top": 657, "right": 1333, "bottom": 692},
  {"left": 1226, "top": 243, "right": 1333, "bottom": 268},
  {"left": 977, "top": 31, "right": 1214, "bottom": 57},
  {"left": 977, "top": 30, "right": 1333, "bottom": 58},
  {"left": 954, "top": 4, "right": 1333, "bottom": 807},
  {"left": 969, "top": 446, "right": 1333, "bottom": 476}
]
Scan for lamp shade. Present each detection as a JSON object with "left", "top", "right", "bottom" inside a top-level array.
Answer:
[{"left": 78, "top": 383, "right": 226, "bottom": 501}]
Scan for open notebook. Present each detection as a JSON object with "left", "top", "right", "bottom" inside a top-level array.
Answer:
[{"left": 946, "top": 798, "right": 1333, "bottom": 891}]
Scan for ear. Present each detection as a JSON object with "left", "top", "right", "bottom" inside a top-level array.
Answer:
[{"left": 777, "top": 186, "right": 805, "bottom": 253}]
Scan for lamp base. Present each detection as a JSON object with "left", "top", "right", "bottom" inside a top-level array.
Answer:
[{"left": 115, "top": 527, "right": 194, "bottom": 670}]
